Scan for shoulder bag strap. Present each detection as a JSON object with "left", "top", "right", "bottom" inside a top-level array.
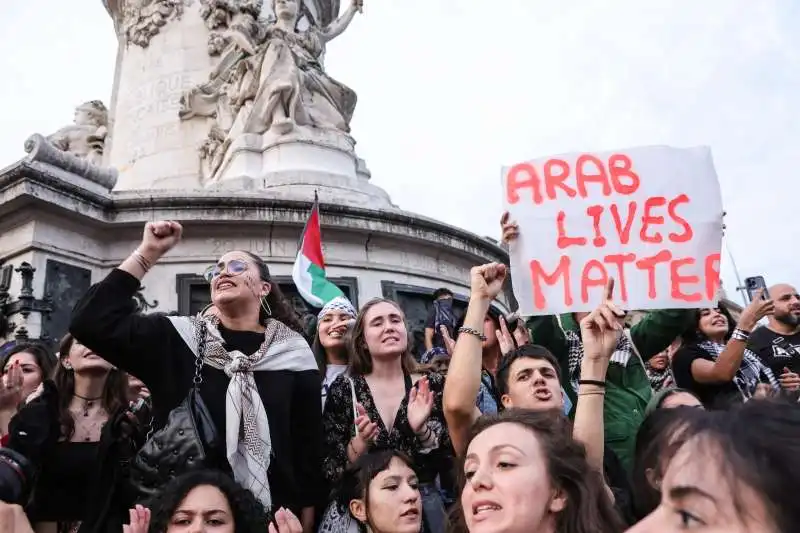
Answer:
[{"left": 193, "top": 320, "right": 207, "bottom": 390}]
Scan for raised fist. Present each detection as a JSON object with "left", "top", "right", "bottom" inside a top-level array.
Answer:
[
  {"left": 470, "top": 263, "right": 507, "bottom": 302},
  {"left": 139, "top": 221, "right": 183, "bottom": 261}
]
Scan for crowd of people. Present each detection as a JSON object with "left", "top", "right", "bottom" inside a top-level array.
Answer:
[{"left": 0, "top": 214, "right": 799, "bottom": 533}]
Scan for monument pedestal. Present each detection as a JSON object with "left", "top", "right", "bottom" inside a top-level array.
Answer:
[
  {"left": 209, "top": 127, "right": 394, "bottom": 208},
  {"left": 0, "top": 162, "right": 509, "bottom": 352}
]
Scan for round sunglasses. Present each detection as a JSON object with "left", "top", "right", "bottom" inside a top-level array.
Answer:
[{"left": 204, "top": 259, "right": 249, "bottom": 283}]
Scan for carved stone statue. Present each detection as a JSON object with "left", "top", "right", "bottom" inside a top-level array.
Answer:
[
  {"left": 180, "top": 0, "right": 363, "bottom": 182},
  {"left": 46, "top": 100, "right": 109, "bottom": 167},
  {"left": 122, "top": 0, "right": 186, "bottom": 47}
]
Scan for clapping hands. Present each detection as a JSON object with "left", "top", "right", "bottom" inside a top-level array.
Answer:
[
  {"left": 349, "top": 403, "right": 378, "bottom": 457},
  {"left": 407, "top": 377, "right": 434, "bottom": 434}
]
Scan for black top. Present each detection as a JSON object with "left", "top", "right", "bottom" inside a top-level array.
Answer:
[
  {"left": 671, "top": 344, "right": 742, "bottom": 409},
  {"left": 27, "top": 442, "right": 99, "bottom": 522},
  {"left": 748, "top": 326, "right": 800, "bottom": 375},
  {"left": 321, "top": 372, "right": 449, "bottom": 485},
  {"left": 69, "top": 268, "right": 323, "bottom": 513}
]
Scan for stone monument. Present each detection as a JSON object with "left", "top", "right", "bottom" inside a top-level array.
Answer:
[{"left": 0, "top": 0, "right": 508, "bottom": 354}]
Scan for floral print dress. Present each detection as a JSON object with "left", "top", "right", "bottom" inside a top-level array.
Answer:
[{"left": 321, "top": 371, "right": 450, "bottom": 485}]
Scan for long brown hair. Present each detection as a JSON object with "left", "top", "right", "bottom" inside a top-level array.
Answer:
[
  {"left": 449, "top": 409, "right": 624, "bottom": 533},
  {"left": 347, "top": 298, "right": 419, "bottom": 376},
  {"left": 242, "top": 252, "right": 304, "bottom": 333},
  {"left": 55, "top": 334, "right": 129, "bottom": 440}
]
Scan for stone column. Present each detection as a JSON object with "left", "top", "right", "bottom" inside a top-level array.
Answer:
[{"left": 103, "top": 0, "right": 215, "bottom": 190}]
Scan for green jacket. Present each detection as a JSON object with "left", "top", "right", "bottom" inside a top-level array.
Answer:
[{"left": 526, "top": 309, "right": 691, "bottom": 471}]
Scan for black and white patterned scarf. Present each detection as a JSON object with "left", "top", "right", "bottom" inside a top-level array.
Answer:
[
  {"left": 167, "top": 315, "right": 317, "bottom": 510},
  {"left": 645, "top": 364, "right": 676, "bottom": 392},
  {"left": 563, "top": 327, "right": 638, "bottom": 391},
  {"left": 697, "top": 340, "right": 779, "bottom": 400}
]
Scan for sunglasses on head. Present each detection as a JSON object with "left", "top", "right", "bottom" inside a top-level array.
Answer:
[{"left": 204, "top": 258, "right": 249, "bottom": 283}]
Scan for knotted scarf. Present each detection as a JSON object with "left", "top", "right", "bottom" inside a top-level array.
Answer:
[{"left": 167, "top": 315, "right": 317, "bottom": 510}]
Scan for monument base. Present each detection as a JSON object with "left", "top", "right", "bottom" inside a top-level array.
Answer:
[
  {"left": 207, "top": 126, "right": 393, "bottom": 208},
  {"left": 0, "top": 158, "right": 509, "bottom": 352}
]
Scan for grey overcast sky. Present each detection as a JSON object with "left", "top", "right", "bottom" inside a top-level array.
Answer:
[{"left": 0, "top": 1, "right": 797, "bottom": 305}]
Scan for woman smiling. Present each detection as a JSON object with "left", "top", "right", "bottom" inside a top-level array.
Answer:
[{"left": 70, "top": 221, "right": 321, "bottom": 529}]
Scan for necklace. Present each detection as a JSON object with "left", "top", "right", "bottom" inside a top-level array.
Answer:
[{"left": 73, "top": 393, "right": 102, "bottom": 417}]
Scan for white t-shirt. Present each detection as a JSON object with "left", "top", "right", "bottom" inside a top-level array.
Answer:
[{"left": 322, "top": 364, "right": 348, "bottom": 411}]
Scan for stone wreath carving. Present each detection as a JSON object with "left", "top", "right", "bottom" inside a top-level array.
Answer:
[{"left": 122, "top": 0, "right": 187, "bottom": 47}]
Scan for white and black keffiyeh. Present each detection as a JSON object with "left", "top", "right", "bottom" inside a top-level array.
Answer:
[
  {"left": 317, "top": 297, "right": 356, "bottom": 323},
  {"left": 645, "top": 365, "right": 676, "bottom": 392},
  {"left": 167, "top": 315, "right": 317, "bottom": 510},
  {"left": 697, "top": 340, "right": 779, "bottom": 400},
  {"left": 563, "top": 327, "right": 637, "bottom": 390}
]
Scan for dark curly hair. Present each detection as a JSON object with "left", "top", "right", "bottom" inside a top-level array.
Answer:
[
  {"left": 145, "top": 470, "right": 268, "bottom": 533},
  {"left": 242, "top": 252, "right": 304, "bottom": 334}
]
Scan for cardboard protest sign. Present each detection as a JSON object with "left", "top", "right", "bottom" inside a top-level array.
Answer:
[{"left": 501, "top": 146, "right": 723, "bottom": 316}]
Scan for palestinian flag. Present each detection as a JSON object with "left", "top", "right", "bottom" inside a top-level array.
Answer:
[{"left": 292, "top": 194, "right": 345, "bottom": 307}]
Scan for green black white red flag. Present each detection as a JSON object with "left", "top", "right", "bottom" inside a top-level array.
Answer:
[{"left": 291, "top": 194, "right": 344, "bottom": 307}]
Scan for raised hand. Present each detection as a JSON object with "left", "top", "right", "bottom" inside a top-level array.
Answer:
[
  {"left": 349, "top": 403, "right": 378, "bottom": 457},
  {"left": 495, "top": 316, "right": 516, "bottom": 356},
  {"left": 0, "top": 362, "right": 24, "bottom": 411},
  {"left": 439, "top": 325, "right": 456, "bottom": 356},
  {"left": 123, "top": 505, "right": 150, "bottom": 533},
  {"left": 470, "top": 263, "right": 507, "bottom": 302},
  {"left": 351, "top": 0, "right": 364, "bottom": 13},
  {"left": 407, "top": 377, "right": 434, "bottom": 434},
  {"left": 269, "top": 508, "right": 303, "bottom": 533},
  {"left": 138, "top": 220, "right": 183, "bottom": 262},
  {"left": 738, "top": 289, "right": 774, "bottom": 331},
  {"left": 579, "top": 278, "right": 625, "bottom": 361},
  {"left": 500, "top": 211, "right": 519, "bottom": 243}
]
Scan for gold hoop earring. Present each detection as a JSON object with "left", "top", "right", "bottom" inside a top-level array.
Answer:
[{"left": 261, "top": 297, "right": 272, "bottom": 317}]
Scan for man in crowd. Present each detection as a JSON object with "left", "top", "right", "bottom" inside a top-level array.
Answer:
[
  {"left": 423, "top": 288, "right": 457, "bottom": 355},
  {"left": 748, "top": 283, "right": 800, "bottom": 378},
  {"left": 500, "top": 213, "right": 689, "bottom": 471}
]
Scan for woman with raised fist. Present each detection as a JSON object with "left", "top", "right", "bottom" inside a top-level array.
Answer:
[{"left": 69, "top": 221, "right": 321, "bottom": 531}]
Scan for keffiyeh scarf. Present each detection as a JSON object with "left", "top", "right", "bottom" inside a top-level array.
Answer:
[
  {"left": 167, "top": 315, "right": 317, "bottom": 510},
  {"left": 317, "top": 296, "right": 357, "bottom": 323},
  {"left": 645, "top": 365, "right": 676, "bottom": 392},
  {"left": 697, "top": 340, "right": 779, "bottom": 400},
  {"left": 564, "top": 327, "right": 637, "bottom": 390}
]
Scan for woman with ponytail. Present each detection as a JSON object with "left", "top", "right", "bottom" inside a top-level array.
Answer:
[{"left": 69, "top": 221, "right": 322, "bottom": 531}]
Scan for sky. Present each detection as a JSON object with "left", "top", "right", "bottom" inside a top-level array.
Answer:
[{"left": 0, "top": 0, "right": 797, "bottom": 306}]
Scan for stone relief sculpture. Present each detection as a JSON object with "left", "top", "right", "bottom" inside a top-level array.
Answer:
[
  {"left": 180, "top": 0, "right": 363, "bottom": 182},
  {"left": 122, "top": 0, "right": 186, "bottom": 47},
  {"left": 46, "top": 101, "right": 109, "bottom": 167},
  {"left": 23, "top": 100, "right": 117, "bottom": 189}
]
